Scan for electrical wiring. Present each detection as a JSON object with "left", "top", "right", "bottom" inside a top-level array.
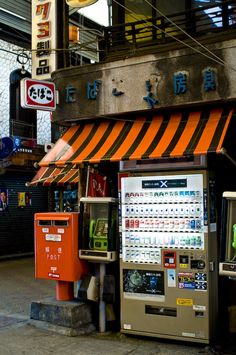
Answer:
[{"left": 112, "top": 0, "right": 236, "bottom": 72}]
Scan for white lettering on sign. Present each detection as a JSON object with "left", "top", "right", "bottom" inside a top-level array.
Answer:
[
  {"left": 47, "top": 254, "right": 61, "bottom": 261},
  {"left": 45, "top": 234, "right": 61, "bottom": 242},
  {"left": 42, "top": 228, "right": 49, "bottom": 233},
  {"left": 45, "top": 246, "right": 50, "bottom": 253},
  {"left": 50, "top": 266, "right": 57, "bottom": 272},
  {"left": 48, "top": 273, "right": 60, "bottom": 278},
  {"left": 57, "top": 229, "right": 64, "bottom": 234}
]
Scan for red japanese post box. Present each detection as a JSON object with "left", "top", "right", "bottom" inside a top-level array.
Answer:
[{"left": 34, "top": 212, "right": 88, "bottom": 300}]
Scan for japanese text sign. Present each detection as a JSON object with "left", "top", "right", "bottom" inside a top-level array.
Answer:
[
  {"left": 20, "top": 78, "right": 56, "bottom": 111},
  {"left": 32, "top": 0, "right": 57, "bottom": 80}
]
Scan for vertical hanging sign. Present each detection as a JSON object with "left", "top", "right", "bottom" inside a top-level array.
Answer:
[{"left": 32, "top": 0, "right": 57, "bottom": 80}]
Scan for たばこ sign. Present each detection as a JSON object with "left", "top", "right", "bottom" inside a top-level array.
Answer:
[{"left": 20, "top": 78, "right": 56, "bottom": 111}]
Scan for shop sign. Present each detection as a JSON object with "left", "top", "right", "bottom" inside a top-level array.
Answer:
[
  {"left": 32, "top": 0, "right": 57, "bottom": 80},
  {"left": 20, "top": 78, "right": 56, "bottom": 111},
  {"left": 63, "top": 67, "right": 217, "bottom": 109}
]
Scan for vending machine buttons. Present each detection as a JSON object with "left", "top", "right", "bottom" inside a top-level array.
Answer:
[
  {"left": 191, "top": 260, "right": 206, "bottom": 269},
  {"left": 163, "top": 250, "right": 176, "bottom": 268},
  {"left": 179, "top": 255, "right": 189, "bottom": 268}
]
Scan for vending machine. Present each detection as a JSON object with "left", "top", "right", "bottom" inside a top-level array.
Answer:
[{"left": 119, "top": 169, "right": 218, "bottom": 344}]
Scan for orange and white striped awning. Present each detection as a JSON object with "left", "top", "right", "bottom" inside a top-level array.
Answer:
[{"left": 38, "top": 107, "right": 233, "bottom": 167}]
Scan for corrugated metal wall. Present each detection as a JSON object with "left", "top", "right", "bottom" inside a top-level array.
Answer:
[
  {"left": 0, "top": 172, "right": 48, "bottom": 256},
  {"left": 0, "top": 0, "right": 31, "bottom": 34}
]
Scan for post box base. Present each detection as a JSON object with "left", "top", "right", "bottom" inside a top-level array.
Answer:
[
  {"left": 56, "top": 281, "right": 74, "bottom": 301},
  {"left": 30, "top": 297, "right": 94, "bottom": 333}
]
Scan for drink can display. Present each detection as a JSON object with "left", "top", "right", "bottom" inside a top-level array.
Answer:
[
  {"left": 130, "top": 219, "right": 134, "bottom": 229},
  {"left": 174, "top": 219, "right": 179, "bottom": 229},
  {"left": 130, "top": 193, "right": 134, "bottom": 202},
  {"left": 155, "top": 219, "right": 160, "bottom": 229},
  {"left": 140, "top": 219, "right": 145, "bottom": 229},
  {"left": 196, "top": 236, "right": 202, "bottom": 246},
  {"left": 190, "top": 235, "right": 196, "bottom": 246},
  {"left": 190, "top": 191, "right": 195, "bottom": 201},
  {"left": 125, "top": 206, "right": 130, "bottom": 215},
  {"left": 185, "top": 206, "right": 190, "bottom": 215},
  {"left": 169, "top": 219, "right": 174, "bottom": 229},
  {"left": 130, "top": 205, "right": 135, "bottom": 214},
  {"left": 184, "top": 190, "right": 190, "bottom": 201},
  {"left": 149, "top": 192, "right": 154, "bottom": 201},
  {"left": 180, "top": 207, "right": 184, "bottom": 215},
  {"left": 185, "top": 235, "right": 190, "bottom": 245},
  {"left": 170, "top": 236, "right": 175, "bottom": 245},
  {"left": 185, "top": 219, "right": 190, "bottom": 229},
  {"left": 164, "top": 207, "right": 169, "bottom": 215},
  {"left": 145, "top": 236, "right": 150, "bottom": 244},
  {"left": 135, "top": 206, "right": 139, "bottom": 214},
  {"left": 159, "top": 220, "right": 164, "bottom": 229},
  {"left": 150, "top": 219, "right": 154, "bottom": 228},
  {"left": 195, "top": 206, "right": 201, "bottom": 216},
  {"left": 190, "top": 219, "right": 196, "bottom": 230},
  {"left": 190, "top": 206, "right": 195, "bottom": 215},
  {"left": 130, "top": 235, "right": 135, "bottom": 244},
  {"left": 164, "top": 219, "right": 170, "bottom": 229},
  {"left": 125, "top": 193, "right": 130, "bottom": 202},
  {"left": 134, "top": 219, "right": 139, "bottom": 229},
  {"left": 125, "top": 219, "right": 130, "bottom": 229},
  {"left": 125, "top": 235, "right": 130, "bottom": 244},
  {"left": 135, "top": 235, "right": 140, "bottom": 244},
  {"left": 179, "top": 219, "right": 185, "bottom": 229},
  {"left": 144, "top": 192, "right": 149, "bottom": 202},
  {"left": 159, "top": 207, "right": 164, "bottom": 215},
  {"left": 196, "top": 219, "right": 201, "bottom": 230}
]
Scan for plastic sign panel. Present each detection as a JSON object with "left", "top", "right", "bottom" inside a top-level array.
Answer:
[
  {"left": 66, "top": 0, "right": 98, "bottom": 8},
  {"left": 20, "top": 78, "right": 56, "bottom": 111},
  {"left": 32, "top": 0, "right": 57, "bottom": 80}
]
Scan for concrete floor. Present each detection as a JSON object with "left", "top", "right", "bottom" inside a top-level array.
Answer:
[{"left": 0, "top": 257, "right": 234, "bottom": 355}]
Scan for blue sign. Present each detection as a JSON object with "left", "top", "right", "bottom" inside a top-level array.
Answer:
[{"left": 0, "top": 137, "right": 14, "bottom": 160}]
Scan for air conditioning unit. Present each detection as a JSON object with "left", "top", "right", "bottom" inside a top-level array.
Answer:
[{"left": 44, "top": 142, "right": 55, "bottom": 153}]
